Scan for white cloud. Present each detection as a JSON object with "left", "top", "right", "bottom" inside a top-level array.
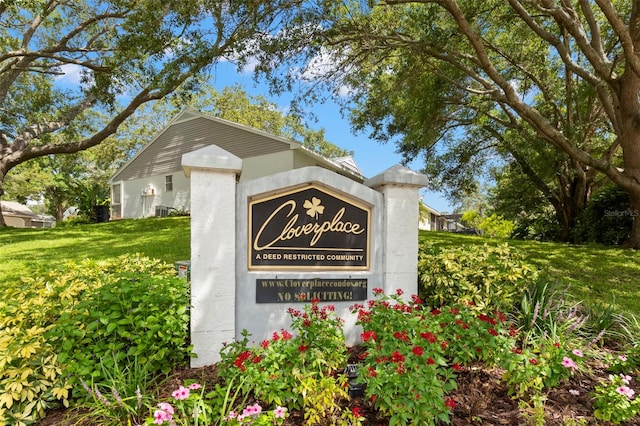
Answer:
[{"left": 54, "top": 63, "right": 84, "bottom": 85}]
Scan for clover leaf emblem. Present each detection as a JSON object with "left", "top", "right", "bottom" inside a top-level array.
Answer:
[{"left": 303, "top": 197, "right": 324, "bottom": 219}]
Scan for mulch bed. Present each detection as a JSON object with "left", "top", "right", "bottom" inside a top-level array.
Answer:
[{"left": 38, "top": 349, "right": 640, "bottom": 425}]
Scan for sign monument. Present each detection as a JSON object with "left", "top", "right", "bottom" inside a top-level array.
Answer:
[{"left": 183, "top": 145, "right": 428, "bottom": 367}]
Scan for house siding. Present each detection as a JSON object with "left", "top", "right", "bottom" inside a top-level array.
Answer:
[{"left": 112, "top": 117, "right": 291, "bottom": 183}]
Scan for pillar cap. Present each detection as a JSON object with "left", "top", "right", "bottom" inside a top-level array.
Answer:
[
  {"left": 182, "top": 145, "right": 242, "bottom": 177},
  {"left": 364, "top": 164, "right": 429, "bottom": 189}
]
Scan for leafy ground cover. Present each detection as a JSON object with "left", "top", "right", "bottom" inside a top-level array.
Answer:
[{"left": 1, "top": 219, "right": 640, "bottom": 425}]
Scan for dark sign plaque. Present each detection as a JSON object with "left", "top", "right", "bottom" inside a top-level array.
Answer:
[
  {"left": 248, "top": 183, "right": 370, "bottom": 270},
  {"left": 256, "top": 278, "right": 368, "bottom": 303}
]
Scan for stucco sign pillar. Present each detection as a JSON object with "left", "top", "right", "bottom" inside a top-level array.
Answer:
[
  {"left": 365, "top": 165, "right": 429, "bottom": 298},
  {"left": 182, "top": 145, "right": 242, "bottom": 368}
]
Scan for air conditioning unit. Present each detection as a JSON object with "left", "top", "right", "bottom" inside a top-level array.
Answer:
[{"left": 155, "top": 206, "right": 169, "bottom": 217}]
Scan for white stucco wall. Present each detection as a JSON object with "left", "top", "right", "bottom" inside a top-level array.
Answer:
[{"left": 115, "top": 173, "right": 191, "bottom": 219}]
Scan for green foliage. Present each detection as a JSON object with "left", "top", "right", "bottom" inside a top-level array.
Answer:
[
  {"left": 144, "top": 381, "right": 217, "bottom": 426},
  {"left": 218, "top": 300, "right": 354, "bottom": 424},
  {"left": 572, "top": 185, "right": 634, "bottom": 246},
  {"left": 516, "top": 280, "right": 588, "bottom": 345},
  {"left": 351, "top": 290, "right": 513, "bottom": 425},
  {"left": 592, "top": 374, "right": 640, "bottom": 424},
  {"left": 0, "top": 255, "right": 188, "bottom": 425},
  {"left": 478, "top": 213, "right": 514, "bottom": 238},
  {"left": 418, "top": 242, "right": 537, "bottom": 312},
  {"left": 501, "top": 340, "right": 585, "bottom": 398},
  {"left": 77, "top": 354, "right": 158, "bottom": 425},
  {"left": 51, "top": 270, "right": 191, "bottom": 388}
]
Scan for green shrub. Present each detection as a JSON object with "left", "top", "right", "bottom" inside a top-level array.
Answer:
[
  {"left": 478, "top": 214, "right": 514, "bottom": 238},
  {"left": 572, "top": 185, "right": 633, "bottom": 246},
  {"left": 218, "top": 300, "right": 357, "bottom": 425},
  {"left": 0, "top": 255, "right": 187, "bottom": 425},
  {"left": 51, "top": 272, "right": 191, "bottom": 389},
  {"left": 417, "top": 242, "right": 537, "bottom": 312}
]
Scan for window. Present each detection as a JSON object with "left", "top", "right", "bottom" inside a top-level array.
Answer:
[
  {"left": 165, "top": 175, "right": 173, "bottom": 192},
  {"left": 112, "top": 184, "right": 121, "bottom": 204}
]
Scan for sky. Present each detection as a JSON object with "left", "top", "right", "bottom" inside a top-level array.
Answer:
[{"left": 209, "top": 61, "right": 455, "bottom": 214}]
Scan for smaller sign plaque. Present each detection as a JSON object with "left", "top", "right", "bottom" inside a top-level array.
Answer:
[{"left": 256, "top": 278, "right": 368, "bottom": 303}]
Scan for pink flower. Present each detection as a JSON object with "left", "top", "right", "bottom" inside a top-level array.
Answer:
[
  {"left": 572, "top": 349, "right": 584, "bottom": 357},
  {"left": 172, "top": 385, "right": 190, "bottom": 400},
  {"left": 242, "top": 403, "right": 263, "bottom": 416},
  {"left": 153, "top": 403, "right": 174, "bottom": 424},
  {"left": 616, "top": 386, "right": 635, "bottom": 398},
  {"left": 562, "top": 357, "right": 578, "bottom": 370},
  {"left": 274, "top": 406, "right": 287, "bottom": 418},
  {"left": 619, "top": 355, "right": 628, "bottom": 362},
  {"left": 620, "top": 374, "right": 632, "bottom": 384},
  {"left": 157, "top": 402, "right": 174, "bottom": 415},
  {"left": 188, "top": 383, "right": 202, "bottom": 390}
]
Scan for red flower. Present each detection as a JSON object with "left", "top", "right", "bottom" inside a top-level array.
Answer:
[
  {"left": 367, "top": 367, "right": 377, "bottom": 377},
  {"left": 391, "top": 351, "right": 405, "bottom": 363},
  {"left": 396, "top": 288, "right": 404, "bottom": 296},
  {"left": 393, "top": 331, "right": 409, "bottom": 341},
  {"left": 373, "top": 288, "right": 384, "bottom": 295},
  {"left": 280, "top": 330, "right": 293, "bottom": 340},
  {"left": 260, "top": 340, "right": 270, "bottom": 349},
  {"left": 426, "top": 357, "right": 435, "bottom": 365},
  {"left": 511, "top": 347, "right": 523, "bottom": 355},
  {"left": 452, "top": 363, "right": 462, "bottom": 371},
  {"left": 352, "top": 407, "right": 362, "bottom": 418},
  {"left": 441, "top": 341, "right": 448, "bottom": 350},
  {"left": 412, "top": 346, "right": 424, "bottom": 356},
  {"left": 411, "top": 294, "right": 424, "bottom": 304},
  {"left": 431, "top": 308, "right": 441, "bottom": 316},
  {"left": 252, "top": 355, "right": 261, "bottom": 364},
  {"left": 298, "top": 344, "right": 308, "bottom": 352},
  {"left": 445, "top": 398, "right": 456, "bottom": 409},
  {"left": 529, "top": 358, "right": 538, "bottom": 365},
  {"left": 272, "top": 332, "right": 280, "bottom": 341},
  {"left": 449, "top": 307, "right": 460, "bottom": 315},
  {"left": 361, "top": 330, "right": 377, "bottom": 342},
  {"left": 420, "top": 332, "right": 437, "bottom": 343},
  {"left": 488, "top": 328, "right": 498, "bottom": 336}
]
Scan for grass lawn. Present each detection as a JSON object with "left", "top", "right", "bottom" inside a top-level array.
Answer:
[
  {"left": 1, "top": 217, "right": 639, "bottom": 315},
  {"left": 0, "top": 217, "right": 190, "bottom": 286}
]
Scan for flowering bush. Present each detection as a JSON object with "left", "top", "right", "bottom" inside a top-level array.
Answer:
[
  {"left": 351, "top": 289, "right": 513, "bottom": 425},
  {"left": 503, "top": 342, "right": 585, "bottom": 398},
  {"left": 145, "top": 381, "right": 212, "bottom": 425},
  {"left": 592, "top": 373, "right": 640, "bottom": 424},
  {"left": 224, "top": 403, "right": 288, "bottom": 425},
  {"left": 219, "top": 299, "right": 358, "bottom": 424}
]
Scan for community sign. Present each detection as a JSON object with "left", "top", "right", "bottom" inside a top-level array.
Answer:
[{"left": 248, "top": 183, "right": 370, "bottom": 270}]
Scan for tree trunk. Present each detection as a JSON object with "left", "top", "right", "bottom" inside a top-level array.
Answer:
[
  {"left": 0, "top": 168, "right": 6, "bottom": 227},
  {"left": 617, "top": 70, "right": 640, "bottom": 248}
]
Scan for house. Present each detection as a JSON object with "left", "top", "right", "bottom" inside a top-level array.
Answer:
[
  {"left": 108, "top": 109, "right": 364, "bottom": 219},
  {"left": 1, "top": 201, "right": 55, "bottom": 228},
  {"left": 419, "top": 203, "right": 466, "bottom": 232}
]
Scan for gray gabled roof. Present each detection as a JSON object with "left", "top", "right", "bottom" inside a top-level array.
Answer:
[{"left": 110, "top": 109, "right": 302, "bottom": 183}]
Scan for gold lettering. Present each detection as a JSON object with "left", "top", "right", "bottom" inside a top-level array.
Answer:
[{"left": 254, "top": 202, "right": 366, "bottom": 251}]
